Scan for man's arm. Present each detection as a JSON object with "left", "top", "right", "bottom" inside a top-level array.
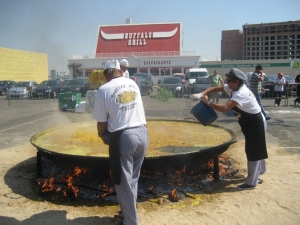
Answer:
[
  {"left": 97, "top": 121, "right": 107, "bottom": 137},
  {"left": 219, "top": 76, "right": 224, "bottom": 85}
]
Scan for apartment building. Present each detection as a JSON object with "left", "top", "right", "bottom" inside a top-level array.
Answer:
[{"left": 221, "top": 21, "right": 300, "bottom": 61}]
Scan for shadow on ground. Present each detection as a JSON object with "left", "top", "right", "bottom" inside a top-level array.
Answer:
[{"left": 0, "top": 210, "right": 115, "bottom": 225}]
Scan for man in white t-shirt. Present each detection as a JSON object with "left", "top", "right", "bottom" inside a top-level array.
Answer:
[
  {"left": 92, "top": 59, "right": 149, "bottom": 225},
  {"left": 274, "top": 72, "right": 286, "bottom": 107},
  {"left": 120, "top": 59, "right": 129, "bottom": 78}
]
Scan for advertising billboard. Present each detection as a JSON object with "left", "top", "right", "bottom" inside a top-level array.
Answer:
[{"left": 96, "top": 22, "right": 181, "bottom": 54}]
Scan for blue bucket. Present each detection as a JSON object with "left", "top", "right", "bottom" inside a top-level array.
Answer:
[{"left": 190, "top": 101, "right": 218, "bottom": 126}]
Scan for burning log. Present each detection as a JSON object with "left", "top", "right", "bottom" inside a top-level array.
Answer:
[{"left": 36, "top": 154, "right": 240, "bottom": 202}]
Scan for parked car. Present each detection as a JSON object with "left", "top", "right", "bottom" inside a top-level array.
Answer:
[
  {"left": 184, "top": 68, "right": 209, "bottom": 86},
  {"left": 131, "top": 73, "right": 154, "bottom": 91},
  {"left": 262, "top": 75, "right": 296, "bottom": 97},
  {"left": 158, "top": 77, "right": 184, "bottom": 98},
  {"left": 129, "top": 76, "right": 151, "bottom": 96},
  {"left": 7, "top": 81, "right": 39, "bottom": 98},
  {"left": 0, "top": 80, "right": 17, "bottom": 96},
  {"left": 193, "top": 77, "right": 211, "bottom": 94},
  {"left": 31, "top": 80, "right": 60, "bottom": 98},
  {"left": 58, "top": 78, "right": 89, "bottom": 97},
  {"left": 172, "top": 73, "right": 185, "bottom": 84}
]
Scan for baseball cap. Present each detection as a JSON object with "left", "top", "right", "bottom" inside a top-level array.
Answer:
[
  {"left": 104, "top": 59, "right": 120, "bottom": 70},
  {"left": 120, "top": 59, "right": 129, "bottom": 67},
  {"left": 225, "top": 68, "right": 248, "bottom": 82}
]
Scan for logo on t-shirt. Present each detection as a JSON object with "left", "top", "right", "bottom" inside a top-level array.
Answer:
[{"left": 118, "top": 91, "right": 137, "bottom": 103}]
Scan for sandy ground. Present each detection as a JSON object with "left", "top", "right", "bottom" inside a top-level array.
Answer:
[
  {"left": 0, "top": 97, "right": 300, "bottom": 225},
  {"left": 1, "top": 127, "right": 300, "bottom": 225}
]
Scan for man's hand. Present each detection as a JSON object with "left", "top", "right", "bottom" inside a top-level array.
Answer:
[{"left": 189, "top": 93, "right": 204, "bottom": 101}]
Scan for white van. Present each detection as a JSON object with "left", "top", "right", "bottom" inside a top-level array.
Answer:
[{"left": 185, "top": 68, "right": 209, "bottom": 86}]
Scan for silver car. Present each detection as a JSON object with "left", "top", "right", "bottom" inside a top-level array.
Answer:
[{"left": 8, "top": 81, "right": 39, "bottom": 99}]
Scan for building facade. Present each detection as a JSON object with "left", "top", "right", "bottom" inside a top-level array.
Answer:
[
  {"left": 0, "top": 47, "right": 48, "bottom": 83},
  {"left": 200, "top": 59, "right": 300, "bottom": 80},
  {"left": 221, "top": 30, "right": 243, "bottom": 61},
  {"left": 68, "top": 22, "right": 200, "bottom": 84},
  {"left": 221, "top": 20, "right": 300, "bottom": 61}
]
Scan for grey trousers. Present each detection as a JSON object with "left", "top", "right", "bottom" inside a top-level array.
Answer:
[
  {"left": 245, "top": 159, "right": 266, "bottom": 186},
  {"left": 114, "top": 125, "right": 149, "bottom": 225}
]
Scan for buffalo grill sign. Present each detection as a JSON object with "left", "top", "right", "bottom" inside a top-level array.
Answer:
[{"left": 96, "top": 23, "right": 181, "bottom": 54}]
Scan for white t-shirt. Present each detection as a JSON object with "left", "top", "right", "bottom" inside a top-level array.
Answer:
[
  {"left": 223, "top": 84, "right": 261, "bottom": 114},
  {"left": 274, "top": 77, "right": 286, "bottom": 92},
  {"left": 122, "top": 70, "right": 129, "bottom": 78},
  {"left": 92, "top": 77, "right": 146, "bottom": 132}
]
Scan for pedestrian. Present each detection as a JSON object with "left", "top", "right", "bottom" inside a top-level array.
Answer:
[
  {"left": 92, "top": 59, "right": 149, "bottom": 225},
  {"left": 249, "top": 65, "right": 271, "bottom": 120},
  {"left": 190, "top": 68, "right": 268, "bottom": 189},
  {"left": 120, "top": 59, "right": 130, "bottom": 78},
  {"left": 207, "top": 70, "right": 224, "bottom": 103},
  {"left": 294, "top": 74, "right": 300, "bottom": 105},
  {"left": 274, "top": 72, "right": 286, "bottom": 107}
]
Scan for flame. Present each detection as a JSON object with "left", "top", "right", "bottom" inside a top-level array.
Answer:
[
  {"left": 170, "top": 188, "right": 179, "bottom": 202},
  {"left": 37, "top": 166, "right": 88, "bottom": 198},
  {"left": 146, "top": 185, "right": 154, "bottom": 193}
]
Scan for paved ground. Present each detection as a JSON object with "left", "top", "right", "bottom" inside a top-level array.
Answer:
[{"left": 0, "top": 94, "right": 300, "bottom": 151}]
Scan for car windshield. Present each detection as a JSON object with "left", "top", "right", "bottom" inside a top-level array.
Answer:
[
  {"left": 190, "top": 71, "right": 209, "bottom": 78},
  {"left": 39, "top": 81, "right": 57, "bottom": 86},
  {"left": 15, "top": 82, "right": 30, "bottom": 87},
  {"left": 195, "top": 78, "right": 209, "bottom": 84},
  {"left": 133, "top": 73, "right": 148, "bottom": 80},
  {"left": 265, "top": 75, "right": 292, "bottom": 82},
  {"left": 67, "top": 79, "right": 85, "bottom": 85},
  {"left": 174, "top": 75, "right": 184, "bottom": 79},
  {"left": 162, "top": 78, "right": 181, "bottom": 84},
  {"left": 0, "top": 81, "right": 8, "bottom": 85},
  {"left": 264, "top": 76, "right": 277, "bottom": 82},
  {"left": 285, "top": 76, "right": 294, "bottom": 82}
]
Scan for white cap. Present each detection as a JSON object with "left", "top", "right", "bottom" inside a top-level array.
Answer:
[
  {"left": 120, "top": 59, "right": 129, "bottom": 67},
  {"left": 104, "top": 59, "right": 120, "bottom": 70}
]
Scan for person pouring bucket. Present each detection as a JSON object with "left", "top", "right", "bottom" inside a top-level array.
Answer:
[{"left": 190, "top": 68, "right": 268, "bottom": 189}]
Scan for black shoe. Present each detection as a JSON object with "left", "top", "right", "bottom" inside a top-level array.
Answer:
[
  {"left": 116, "top": 221, "right": 124, "bottom": 225},
  {"left": 237, "top": 183, "right": 256, "bottom": 189},
  {"left": 258, "top": 178, "right": 263, "bottom": 184},
  {"left": 118, "top": 210, "right": 123, "bottom": 217},
  {"left": 266, "top": 116, "right": 271, "bottom": 120}
]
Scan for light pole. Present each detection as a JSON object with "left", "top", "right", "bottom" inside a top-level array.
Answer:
[{"left": 181, "top": 31, "right": 185, "bottom": 52}]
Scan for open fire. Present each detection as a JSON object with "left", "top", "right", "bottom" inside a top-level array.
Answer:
[{"left": 36, "top": 155, "right": 240, "bottom": 203}]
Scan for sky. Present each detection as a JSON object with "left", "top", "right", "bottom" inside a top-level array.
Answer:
[{"left": 0, "top": 0, "right": 300, "bottom": 75}]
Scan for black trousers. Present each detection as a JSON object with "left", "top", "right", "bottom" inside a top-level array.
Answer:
[{"left": 274, "top": 91, "right": 283, "bottom": 105}]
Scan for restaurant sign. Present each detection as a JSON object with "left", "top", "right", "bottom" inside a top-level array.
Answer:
[{"left": 96, "top": 23, "right": 181, "bottom": 54}]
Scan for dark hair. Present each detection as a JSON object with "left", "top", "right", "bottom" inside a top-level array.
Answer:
[
  {"left": 103, "top": 68, "right": 115, "bottom": 76},
  {"left": 256, "top": 64, "right": 263, "bottom": 70}
]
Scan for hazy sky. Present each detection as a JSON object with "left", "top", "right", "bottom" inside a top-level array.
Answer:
[{"left": 0, "top": 0, "right": 299, "bottom": 75}]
